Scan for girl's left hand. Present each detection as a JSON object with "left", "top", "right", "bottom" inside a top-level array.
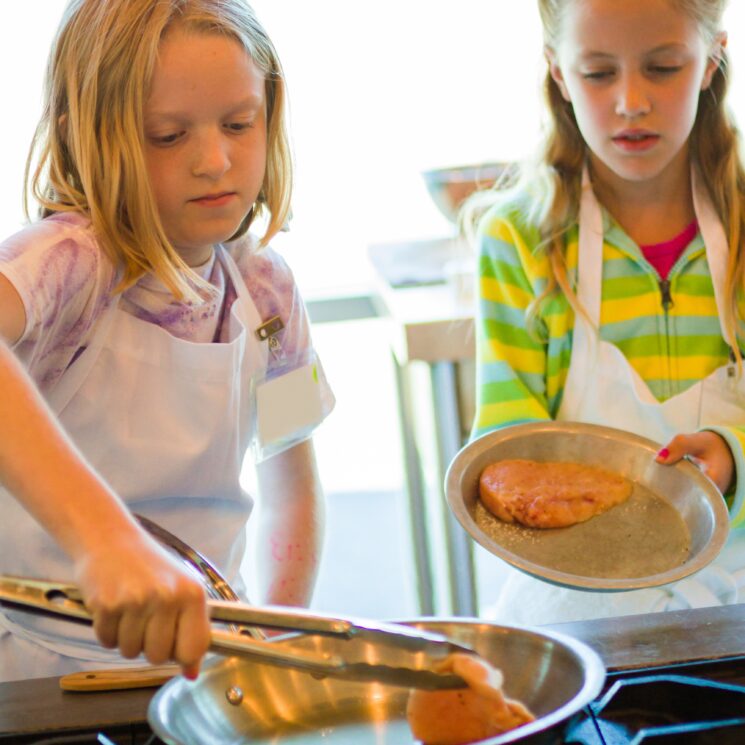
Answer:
[{"left": 656, "top": 431, "right": 734, "bottom": 494}]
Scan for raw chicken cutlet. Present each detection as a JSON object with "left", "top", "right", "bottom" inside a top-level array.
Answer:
[
  {"left": 479, "top": 459, "right": 632, "bottom": 529},
  {"left": 406, "top": 653, "right": 534, "bottom": 745}
]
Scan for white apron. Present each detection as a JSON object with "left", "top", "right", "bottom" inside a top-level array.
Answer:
[
  {"left": 489, "top": 169, "right": 745, "bottom": 626},
  {"left": 0, "top": 246, "right": 267, "bottom": 678}
]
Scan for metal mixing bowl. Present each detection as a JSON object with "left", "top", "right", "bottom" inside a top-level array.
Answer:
[
  {"left": 421, "top": 162, "right": 511, "bottom": 222},
  {"left": 446, "top": 421, "right": 730, "bottom": 591},
  {"left": 148, "top": 619, "right": 605, "bottom": 744}
]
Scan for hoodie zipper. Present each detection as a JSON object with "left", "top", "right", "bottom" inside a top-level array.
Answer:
[{"left": 658, "top": 277, "right": 674, "bottom": 397}]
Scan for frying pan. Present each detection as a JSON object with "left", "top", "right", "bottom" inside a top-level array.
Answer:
[{"left": 148, "top": 619, "right": 605, "bottom": 744}]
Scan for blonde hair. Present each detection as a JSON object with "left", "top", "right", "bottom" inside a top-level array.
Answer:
[
  {"left": 469, "top": 0, "right": 745, "bottom": 349},
  {"left": 25, "top": 0, "right": 292, "bottom": 299}
]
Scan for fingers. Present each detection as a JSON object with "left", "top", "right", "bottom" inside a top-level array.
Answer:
[
  {"left": 83, "top": 567, "right": 210, "bottom": 675},
  {"left": 656, "top": 431, "right": 734, "bottom": 493},
  {"left": 118, "top": 609, "right": 150, "bottom": 659},
  {"left": 173, "top": 589, "right": 211, "bottom": 679},
  {"left": 655, "top": 433, "right": 697, "bottom": 464},
  {"left": 91, "top": 606, "right": 122, "bottom": 650},
  {"left": 142, "top": 605, "right": 178, "bottom": 664},
  {"left": 90, "top": 591, "right": 170, "bottom": 661}
]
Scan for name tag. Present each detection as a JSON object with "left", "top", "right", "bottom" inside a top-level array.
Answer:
[{"left": 255, "top": 363, "right": 325, "bottom": 450}]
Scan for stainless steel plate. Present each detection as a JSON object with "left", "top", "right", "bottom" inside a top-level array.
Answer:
[
  {"left": 148, "top": 620, "right": 605, "bottom": 745},
  {"left": 446, "top": 421, "right": 730, "bottom": 591}
]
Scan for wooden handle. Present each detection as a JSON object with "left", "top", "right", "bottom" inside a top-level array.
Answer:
[{"left": 59, "top": 664, "right": 180, "bottom": 692}]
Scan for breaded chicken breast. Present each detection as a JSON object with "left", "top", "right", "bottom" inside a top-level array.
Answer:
[
  {"left": 479, "top": 459, "right": 632, "bottom": 529},
  {"left": 406, "top": 653, "right": 534, "bottom": 745}
]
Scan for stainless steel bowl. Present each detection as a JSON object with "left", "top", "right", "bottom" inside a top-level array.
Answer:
[
  {"left": 148, "top": 619, "right": 605, "bottom": 744},
  {"left": 446, "top": 421, "right": 730, "bottom": 591}
]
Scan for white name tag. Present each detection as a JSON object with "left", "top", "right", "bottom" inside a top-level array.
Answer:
[{"left": 255, "top": 363, "right": 325, "bottom": 449}]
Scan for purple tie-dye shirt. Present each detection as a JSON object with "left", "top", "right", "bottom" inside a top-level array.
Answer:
[{"left": 0, "top": 212, "right": 332, "bottom": 405}]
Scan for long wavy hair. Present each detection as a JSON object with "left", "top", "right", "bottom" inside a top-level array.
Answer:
[
  {"left": 25, "top": 0, "right": 292, "bottom": 299},
  {"left": 468, "top": 0, "right": 744, "bottom": 349}
]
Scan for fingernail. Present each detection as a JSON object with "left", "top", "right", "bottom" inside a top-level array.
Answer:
[
  {"left": 183, "top": 666, "right": 199, "bottom": 681},
  {"left": 657, "top": 448, "right": 670, "bottom": 460}
]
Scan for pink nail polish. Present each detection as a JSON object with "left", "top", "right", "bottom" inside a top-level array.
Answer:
[{"left": 657, "top": 448, "right": 670, "bottom": 459}]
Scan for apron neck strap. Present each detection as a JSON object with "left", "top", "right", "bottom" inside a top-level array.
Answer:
[
  {"left": 691, "top": 166, "right": 735, "bottom": 349},
  {"left": 577, "top": 165, "right": 604, "bottom": 326}
]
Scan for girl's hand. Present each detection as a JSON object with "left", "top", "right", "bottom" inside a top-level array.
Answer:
[
  {"left": 73, "top": 535, "right": 210, "bottom": 679},
  {"left": 656, "top": 431, "right": 735, "bottom": 494}
]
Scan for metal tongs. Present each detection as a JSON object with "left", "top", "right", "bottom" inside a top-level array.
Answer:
[{"left": 0, "top": 575, "right": 470, "bottom": 690}]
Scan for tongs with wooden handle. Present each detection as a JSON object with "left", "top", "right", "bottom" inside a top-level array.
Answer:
[{"left": 0, "top": 575, "right": 469, "bottom": 690}]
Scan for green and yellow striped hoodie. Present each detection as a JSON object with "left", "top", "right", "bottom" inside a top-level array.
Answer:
[{"left": 472, "top": 190, "right": 745, "bottom": 527}]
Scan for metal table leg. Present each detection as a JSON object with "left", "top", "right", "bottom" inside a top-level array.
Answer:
[
  {"left": 392, "top": 352, "right": 435, "bottom": 615},
  {"left": 431, "top": 361, "right": 478, "bottom": 616}
]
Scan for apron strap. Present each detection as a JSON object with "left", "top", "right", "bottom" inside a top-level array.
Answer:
[
  {"left": 577, "top": 166, "right": 604, "bottom": 327},
  {"left": 691, "top": 166, "right": 735, "bottom": 349},
  {"left": 216, "top": 244, "right": 269, "bottom": 373}
]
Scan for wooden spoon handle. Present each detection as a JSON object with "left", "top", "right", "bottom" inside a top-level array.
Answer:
[{"left": 59, "top": 664, "right": 180, "bottom": 691}]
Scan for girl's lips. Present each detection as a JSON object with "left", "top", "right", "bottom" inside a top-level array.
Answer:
[
  {"left": 191, "top": 192, "right": 236, "bottom": 207},
  {"left": 612, "top": 133, "right": 660, "bottom": 152}
]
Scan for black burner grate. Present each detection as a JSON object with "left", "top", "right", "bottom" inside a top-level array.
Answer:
[
  {"left": 3, "top": 728, "right": 165, "bottom": 744},
  {"left": 565, "top": 674, "right": 745, "bottom": 744}
]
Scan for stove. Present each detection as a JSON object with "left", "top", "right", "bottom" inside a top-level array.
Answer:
[{"left": 563, "top": 658, "right": 745, "bottom": 744}]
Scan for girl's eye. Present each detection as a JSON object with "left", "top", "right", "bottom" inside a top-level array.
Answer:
[
  {"left": 225, "top": 122, "right": 254, "bottom": 133},
  {"left": 648, "top": 65, "right": 682, "bottom": 75},
  {"left": 150, "top": 132, "right": 184, "bottom": 145},
  {"left": 582, "top": 70, "right": 614, "bottom": 81}
]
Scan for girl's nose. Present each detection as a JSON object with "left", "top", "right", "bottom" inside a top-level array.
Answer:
[
  {"left": 615, "top": 74, "right": 651, "bottom": 118},
  {"left": 191, "top": 131, "right": 230, "bottom": 179}
]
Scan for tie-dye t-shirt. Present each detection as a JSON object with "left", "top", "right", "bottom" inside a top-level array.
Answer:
[{"left": 0, "top": 211, "right": 331, "bottom": 403}]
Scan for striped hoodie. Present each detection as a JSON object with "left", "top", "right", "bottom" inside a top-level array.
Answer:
[{"left": 472, "top": 189, "right": 745, "bottom": 527}]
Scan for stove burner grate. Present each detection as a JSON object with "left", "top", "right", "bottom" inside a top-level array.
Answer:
[{"left": 565, "top": 673, "right": 745, "bottom": 744}]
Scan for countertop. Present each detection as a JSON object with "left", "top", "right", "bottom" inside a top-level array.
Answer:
[{"left": 0, "top": 672, "right": 157, "bottom": 741}]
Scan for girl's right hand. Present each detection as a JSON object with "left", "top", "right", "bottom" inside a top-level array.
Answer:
[{"left": 73, "top": 535, "right": 211, "bottom": 679}]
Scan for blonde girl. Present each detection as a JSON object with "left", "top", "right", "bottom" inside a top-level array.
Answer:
[
  {"left": 471, "top": 0, "right": 745, "bottom": 624},
  {"left": 0, "top": 0, "right": 333, "bottom": 681}
]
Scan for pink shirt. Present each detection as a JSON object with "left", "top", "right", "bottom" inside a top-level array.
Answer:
[{"left": 640, "top": 220, "right": 698, "bottom": 280}]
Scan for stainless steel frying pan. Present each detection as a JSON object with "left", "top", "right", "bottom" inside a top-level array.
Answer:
[{"left": 148, "top": 618, "right": 606, "bottom": 744}]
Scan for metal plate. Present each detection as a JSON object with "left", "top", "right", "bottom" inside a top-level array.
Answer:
[
  {"left": 148, "top": 620, "right": 605, "bottom": 745},
  {"left": 446, "top": 421, "right": 730, "bottom": 591}
]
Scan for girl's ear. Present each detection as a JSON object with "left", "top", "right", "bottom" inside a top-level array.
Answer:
[
  {"left": 545, "top": 45, "right": 571, "bottom": 102},
  {"left": 702, "top": 31, "right": 727, "bottom": 91}
]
